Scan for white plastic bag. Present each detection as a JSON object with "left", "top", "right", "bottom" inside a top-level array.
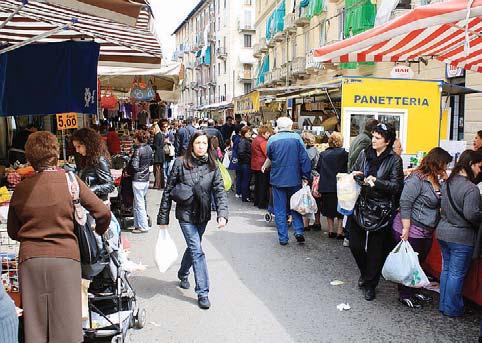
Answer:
[
  {"left": 154, "top": 229, "right": 178, "bottom": 273},
  {"left": 290, "top": 184, "right": 318, "bottom": 215},
  {"left": 382, "top": 241, "right": 430, "bottom": 288},
  {"left": 336, "top": 173, "right": 361, "bottom": 216},
  {"left": 222, "top": 150, "right": 231, "bottom": 168}
]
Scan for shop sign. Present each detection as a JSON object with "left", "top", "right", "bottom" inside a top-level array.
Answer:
[
  {"left": 56, "top": 112, "right": 79, "bottom": 130},
  {"left": 445, "top": 64, "right": 465, "bottom": 79},
  {"left": 390, "top": 65, "right": 414, "bottom": 79},
  {"left": 234, "top": 92, "right": 260, "bottom": 114}
]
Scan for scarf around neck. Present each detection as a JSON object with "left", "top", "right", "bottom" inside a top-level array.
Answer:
[{"left": 365, "top": 147, "right": 391, "bottom": 177}]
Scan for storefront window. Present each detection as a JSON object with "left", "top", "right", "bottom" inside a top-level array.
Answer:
[{"left": 348, "top": 113, "right": 375, "bottom": 143}]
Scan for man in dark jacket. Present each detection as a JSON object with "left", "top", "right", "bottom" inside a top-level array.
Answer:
[
  {"left": 347, "top": 119, "right": 379, "bottom": 171},
  {"left": 176, "top": 118, "right": 196, "bottom": 156},
  {"left": 203, "top": 119, "right": 225, "bottom": 149},
  {"left": 267, "top": 117, "right": 311, "bottom": 245},
  {"left": 220, "top": 116, "right": 235, "bottom": 142}
]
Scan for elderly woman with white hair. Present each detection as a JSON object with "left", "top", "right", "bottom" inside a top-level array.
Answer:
[{"left": 266, "top": 117, "right": 312, "bottom": 245}]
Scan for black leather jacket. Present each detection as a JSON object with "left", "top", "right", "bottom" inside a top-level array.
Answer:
[
  {"left": 157, "top": 157, "right": 229, "bottom": 225},
  {"left": 78, "top": 156, "right": 115, "bottom": 201},
  {"left": 130, "top": 143, "right": 153, "bottom": 182},
  {"left": 352, "top": 148, "right": 404, "bottom": 208},
  {"left": 237, "top": 138, "right": 252, "bottom": 165}
]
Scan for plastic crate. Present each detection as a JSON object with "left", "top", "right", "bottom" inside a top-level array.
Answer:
[{"left": 0, "top": 222, "right": 20, "bottom": 306}]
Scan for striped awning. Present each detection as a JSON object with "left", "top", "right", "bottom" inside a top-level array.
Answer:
[
  {"left": 0, "top": 0, "right": 162, "bottom": 66},
  {"left": 313, "top": 0, "right": 482, "bottom": 73}
]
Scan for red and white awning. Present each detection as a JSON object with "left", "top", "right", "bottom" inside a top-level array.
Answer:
[
  {"left": 0, "top": 0, "right": 161, "bottom": 66},
  {"left": 313, "top": 0, "right": 482, "bottom": 73}
]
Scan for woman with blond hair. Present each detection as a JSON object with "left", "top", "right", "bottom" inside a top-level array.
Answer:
[{"left": 317, "top": 132, "right": 348, "bottom": 238}]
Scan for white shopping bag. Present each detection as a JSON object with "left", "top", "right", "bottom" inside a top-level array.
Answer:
[
  {"left": 382, "top": 241, "right": 430, "bottom": 288},
  {"left": 336, "top": 173, "right": 361, "bottom": 216},
  {"left": 290, "top": 184, "right": 318, "bottom": 216},
  {"left": 154, "top": 229, "right": 178, "bottom": 273}
]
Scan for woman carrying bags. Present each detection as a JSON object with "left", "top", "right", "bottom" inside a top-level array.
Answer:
[
  {"left": 392, "top": 147, "right": 452, "bottom": 308},
  {"left": 350, "top": 123, "right": 404, "bottom": 301},
  {"left": 8, "top": 131, "right": 110, "bottom": 343},
  {"left": 157, "top": 131, "right": 229, "bottom": 310}
]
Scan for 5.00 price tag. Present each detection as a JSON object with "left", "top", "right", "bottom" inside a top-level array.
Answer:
[{"left": 56, "top": 113, "right": 78, "bottom": 130}]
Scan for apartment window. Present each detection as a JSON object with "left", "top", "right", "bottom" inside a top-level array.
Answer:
[
  {"left": 218, "top": 63, "right": 221, "bottom": 75},
  {"left": 244, "top": 0, "right": 252, "bottom": 5},
  {"left": 304, "top": 29, "right": 310, "bottom": 54},
  {"left": 292, "top": 40, "right": 297, "bottom": 59},
  {"left": 339, "top": 8, "right": 346, "bottom": 40},
  {"left": 224, "top": 84, "right": 227, "bottom": 98},
  {"left": 244, "top": 83, "right": 252, "bottom": 94},
  {"left": 223, "top": 60, "right": 227, "bottom": 74},
  {"left": 244, "top": 34, "right": 252, "bottom": 48},
  {"left": 224, "top": 0, "right": 226, "bottom": 8},
  {"left": 320, "top": 20, "right": 327, "bottom": 46}
]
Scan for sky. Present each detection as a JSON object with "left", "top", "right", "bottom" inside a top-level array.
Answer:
[{"left": 150, "top": 0, "right": 201, "bottom": 62}]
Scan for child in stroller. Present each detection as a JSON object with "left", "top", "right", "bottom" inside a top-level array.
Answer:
[{"left": 82, "top": 213, "right": 146, "bottom": 343}]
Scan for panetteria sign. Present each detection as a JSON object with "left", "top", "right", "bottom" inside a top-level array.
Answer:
[{"left": 390, "top": 65, "right": 414, "bottom": 79}]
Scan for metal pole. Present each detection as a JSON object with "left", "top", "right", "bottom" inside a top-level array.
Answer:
[
  {"left": 62, "top": 130, "right": 67, "bottom": 162},
  {"left": 285, "top": 34, "right": 289, "bottom": 117},
  {"left": 0, "top": 2, "right": 25, "bottom": 30}
]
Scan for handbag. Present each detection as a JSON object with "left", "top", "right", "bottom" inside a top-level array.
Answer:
[
  {"left": 130, "top": 77, "right": 155, "bottom": 101},
  {"left": 100, "top": 87, "right": 117, "bottom": 109},
  {"left": 171, "top": 183, "right": 193, "bottom": 203},
  {"left": 354, "top": 192, "right": 393, "bottom": 232},
  {"left": 65, "top": 172, "right": 100, "bottom": 264},
  {"left": 163, "top": 143, "right": 171, "bottom": 156},
  {"left": 312, "top": 175, "right": 321, "bottom": 198}
]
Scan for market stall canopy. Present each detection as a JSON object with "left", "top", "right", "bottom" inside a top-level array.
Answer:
[
  {"left": 313, "top": 0, "right": 482, "bottom": 73},
  {"left": 45, "top": 0, "right": 148, "bottom": 27},
  {"left": 0, "top": 0, "right": 162, "bottom": 66},
  {"left": 98, "top": 61, "right": 181, "bottom": 91}
]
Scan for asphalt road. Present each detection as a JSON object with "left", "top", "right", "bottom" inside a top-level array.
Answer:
[{"left": 126, "top": 188, "right": 481, "bottom": 343}]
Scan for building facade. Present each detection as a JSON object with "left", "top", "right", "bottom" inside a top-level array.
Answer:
[
  {"left": 253, "top": 0, "right": 481, "bottom": 144},
  {"left": 174, "top": 0, "right": 256, "bottom": 120}
]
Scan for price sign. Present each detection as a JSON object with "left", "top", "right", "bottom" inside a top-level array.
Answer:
[{"left": 56, "top": 113, "right": 78, "bottom": 130}]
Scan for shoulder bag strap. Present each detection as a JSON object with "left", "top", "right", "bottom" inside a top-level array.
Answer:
[
  {"left": 446, "top": 181, "right": 475, "bottom": 229},
  {"left": 65, "top": 172, "right": 87, "bottom": 225}
]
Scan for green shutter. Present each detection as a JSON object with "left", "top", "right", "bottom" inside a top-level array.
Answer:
[{"left": 307, "top": 0, "right": 324, "bottom": 19}]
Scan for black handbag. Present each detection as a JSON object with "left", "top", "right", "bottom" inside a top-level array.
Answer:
[
  {"left": 171, "top": 183, "right": 194, "bottom": 203},
  {"left": 354, "top": 192, "right": 393, "bottom": 232},
  {"left": 66, "top": 172, "right": 100, "bottom": 265}
]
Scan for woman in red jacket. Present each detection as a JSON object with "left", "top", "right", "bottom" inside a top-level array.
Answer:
[
  {"left": 106, "top": 127, "right": 121, "bottom": 156},
  {"left": 251, "top": 126, "right": 273, "bottom": 209}
]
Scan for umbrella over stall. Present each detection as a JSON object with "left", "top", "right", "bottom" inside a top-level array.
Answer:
[{"left": 312, "top": 0, "right": 482, "bottom": 73}]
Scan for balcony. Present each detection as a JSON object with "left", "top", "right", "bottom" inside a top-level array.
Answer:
[
  {"left": 216, "top": 47, "right": 227, "bottom": 59},
  {"left": 265, "top": 71, "right": 273, "bottom": 85},
  {"left": 190, "top": 81, "right": 198, "bottom": 89},
  {"left": 195, "top": 33, "right": 205, "bottom": 48},
  {"left": 284, "top": 13, "right": 297, "bottom": 34},
  {"left": 259, "top": 37, "right": 268, "bottom": 53},
  {"left": 183, "top": 44, "right": 191, "bottom": 54},
  {"left": 207, "top": 32, "right": 216, "bottom": 43},
  {"left": 295, "top": 6, "right": 310, "bottom": 27},
  {"left": 185, "top": 61, "right": 194, "bottom": 70},
  {"left": 239, "top": 69, "right": 253, "bottom": 82},
  {"left": 238, "top": 20, "right": 255, "bottom": 32},
  {"left": 305, "top": 51, "right": 324, "bottom": 73},
  {"left": 273, "top": 30, "right": 286, "bottom": 43},
  {"left": 291, "top": 56, "right": 307, "bottom": 77},
  {"left": 253, "top": 43, "right": 262, "bottom": 58},
  {"left": 267, "top": 38, "right": 276, "bottom": 48}
]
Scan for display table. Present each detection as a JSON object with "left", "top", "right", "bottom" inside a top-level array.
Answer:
[{"left": 423, "top": 233, "right": 481, "bottom": 306}]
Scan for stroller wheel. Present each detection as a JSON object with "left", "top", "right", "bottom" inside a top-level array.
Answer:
[
  {"left": 264, "top": 213, "right": 273, "bottom": 223},
  {"left": 134, "top": 308, "right": 146, "bottom": 329}
]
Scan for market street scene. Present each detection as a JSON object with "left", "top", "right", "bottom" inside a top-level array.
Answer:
[{"left": 0, "top": 0, "right": 481, "bottom": 343}]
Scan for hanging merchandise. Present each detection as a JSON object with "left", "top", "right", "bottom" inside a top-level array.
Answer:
[
  {"left": 100, "top": 87, "right": 118, "bottom": 109},
  {"left": 130, "top": 77, "right": 155, "bottom": 102}
]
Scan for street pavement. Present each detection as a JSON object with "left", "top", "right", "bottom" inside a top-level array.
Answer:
[{"left": 127, "top": 188, "right": 481, "bottom": 343}]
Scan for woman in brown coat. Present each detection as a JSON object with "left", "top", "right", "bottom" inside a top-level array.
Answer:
[{"left": 7, "top": 131, "right": 111, "bottom": 343}]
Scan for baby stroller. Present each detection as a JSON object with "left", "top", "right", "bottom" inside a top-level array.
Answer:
[
  {"left": 83, "top": 218, "right": 146, "bottom": 343},
  {"left": 110, "top": 154, "right": 152, "bottom": 231}
]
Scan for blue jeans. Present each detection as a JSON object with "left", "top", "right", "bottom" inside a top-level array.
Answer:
[
  {"left": 272, "top": 185, "right": 304, "bottom": 243},
  {"left": 235, "top": 168, "right": 242, "bottom": 196},
  {"left": 239, "top": 164, "right": 251, "bottom": 201},
  {"left": 438, "top": 239, "right": 474, "bottom": 317},
  {"left": 163, "top": 159, "right": 174, "bottom": 181},
  {"left": 132, "top": 181, "right": 150, "bottom": 231},
  {"left": 178, "top": 222, "right": 209, "bottom": 297}
]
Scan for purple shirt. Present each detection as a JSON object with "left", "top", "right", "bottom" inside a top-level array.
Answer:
[{"left": 392, "top": 212, "right": 434, "bottom": 239}]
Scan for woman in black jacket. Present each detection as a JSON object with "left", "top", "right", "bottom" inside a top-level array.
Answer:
[
  {"left": 72, "top": 128, "right": 115, "bottom": 202},
  {"left": 350, "top": 123, "right": 404, "bottom": 301},
  {"left": 152, "top": 123, "right": 165, "bottom": 189},
  {"left": 157, "top": 131, "right": 228, "bottom": 310},
  {"left": 237, "top": 126, "right": 252, "bottom": 202},
  {"left": 130, "top": 130, "right": 153, "bottom": 233}
]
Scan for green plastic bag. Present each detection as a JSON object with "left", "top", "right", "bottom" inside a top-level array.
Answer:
[{"left": 216, "top": 160, "right": 232, "bottom": 191}]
